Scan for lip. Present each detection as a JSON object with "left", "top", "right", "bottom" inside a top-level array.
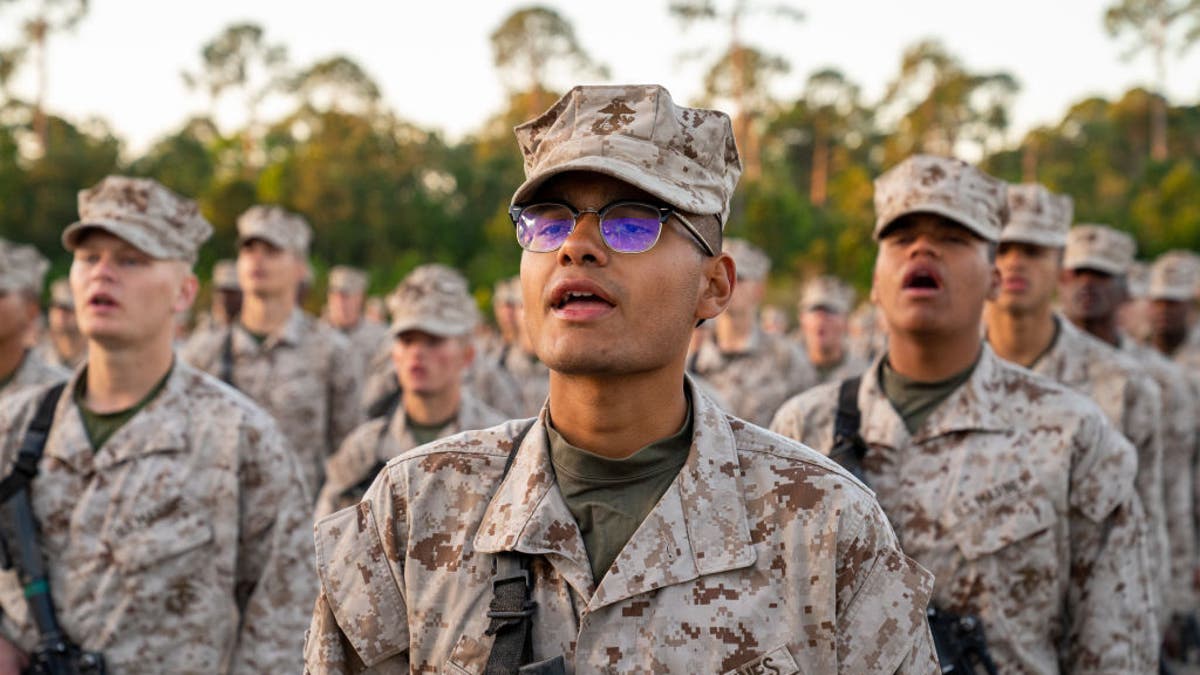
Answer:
[
  {"left": 546, "top": 277, "right": 617, "bottom": 322},
  {"left": 84, "top": 290, "right": 121, "bottom": 314},
  {"left": 1001, "top": 275, "right": 1029, "bottom": 292},
  {"left": 899, "top": 264, "right": 944, "bottom": 298}
]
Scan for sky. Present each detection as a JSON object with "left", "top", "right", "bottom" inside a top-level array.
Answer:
[{"left": 3, "top": 0, "right": 1198, "bottom": 156}]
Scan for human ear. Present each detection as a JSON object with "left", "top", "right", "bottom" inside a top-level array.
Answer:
[{"left": 696, "top": 253, "right": 735, "bottom": 322}]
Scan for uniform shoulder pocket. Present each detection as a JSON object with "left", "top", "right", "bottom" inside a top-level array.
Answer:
[
  {"left": 109, "top": 509, "right": 214, "bottom": 573},
  {"left": 314, "top": 500, "right": 409, "bottom": 666},
  {"left": 948, "top": 493, "right": 1056, "bottom": 560}
]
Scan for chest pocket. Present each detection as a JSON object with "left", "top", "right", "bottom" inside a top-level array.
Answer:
[
  {"left": 108, "top": 509, "right": 214, "bottom": 573},
  {"left": 946, "top": 492, "right": 1056, "bottom": 560}
]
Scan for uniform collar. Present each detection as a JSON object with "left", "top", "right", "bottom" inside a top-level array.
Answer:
[
  {"left": 233, "top": 307, "right": 308, "bottom": 352},
  {"left": 860, "top": 342, "right": 1010, "bottom": 448},
  {"left": 472, "top": 375, "right": 756, "bottom": 611}
]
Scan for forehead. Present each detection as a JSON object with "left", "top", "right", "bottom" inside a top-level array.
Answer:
[{"left": 530, "top": 171, "right": 660, "bottom": 206}]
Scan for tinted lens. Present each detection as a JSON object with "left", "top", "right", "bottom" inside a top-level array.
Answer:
[
  {"left": 599, "top": 204, "right": 663, "bottom": 253},
  {"left": 516, "top": 204, "right": 575, "bottom": 252}
]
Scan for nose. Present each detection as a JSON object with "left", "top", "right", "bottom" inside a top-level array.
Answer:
[{"left": 557, "top": 212, "right": 609, "bottom": 267}]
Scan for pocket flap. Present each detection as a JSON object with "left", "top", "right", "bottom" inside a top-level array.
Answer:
[
  {"left": 109, "top": 510, "right": 213, "bottom": 572},
  {"left": 948, "top": 495, "right": 1056, "bottom": 559}
]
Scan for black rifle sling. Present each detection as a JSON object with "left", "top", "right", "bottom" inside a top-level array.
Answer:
[
  {"left": 0, "top": 382, "right": 66, "bottom": 504},
  {"left": 483, "top": 420, "right": 566, "bottom": 675},
  {"left": 219, "top": 327, "right": 235, "bottom": 388},
  {"left": 830, "top": 376, "right": 868, "bottom": 484}
]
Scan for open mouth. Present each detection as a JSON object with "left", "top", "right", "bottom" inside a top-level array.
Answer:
[
  {"left": 901, "top": 267, "right": 942, "bottom": 291},
  {"left": 88, "top": 292, "right": 119, "bottom": 309},
  {"left": 554, "top": 290, "right": 615, "bottom": 311},
  {"left": 549, "top": 280, "right": 617, "bottom": 313}
]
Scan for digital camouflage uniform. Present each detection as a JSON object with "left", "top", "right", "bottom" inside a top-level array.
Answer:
[
  {"left": 0, "top": 176, "right": 316, "bottom": 673},
  {"left": 314, "top": 391, "right": 505, "bottom": 519},
  {"left": 327, "top": 266, "right": 392, "bottom": 379},
  {"left": 496, "top": 344, "right": 550, "bottom": 417},
  {"left": 181, "top": 308, "right": 362, "bottom": 494},
  {"left": 770, "top": 345, "right": 1158, "bottom": 672},
  {"left": 691, "top": 326, "right": 816, "bottom": 427},
  {"left": 797, "top": 275, "right": 869, "bottom": 386},
  {"left": 0, "top": 350, "right": 68, "bottom": 402},
  {"left": 306, "top": 83, "right": 938, "bottom": 675},
  {"left": 305, "top": 379, "right": 939, "bottom": 674}
]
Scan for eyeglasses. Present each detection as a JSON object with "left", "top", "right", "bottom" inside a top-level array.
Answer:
[{"left": 509, "top": 200, "right": 714, "bottom": 256}]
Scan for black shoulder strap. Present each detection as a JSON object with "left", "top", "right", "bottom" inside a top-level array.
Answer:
[
  {"left": 830, "top": 376, "right": 869, "bottom": 484},
  {"left": 219, "top": 327, "right": 236, "bottom": 387},
  {"left": 0, "top": 382, "right": 67, "bottom": 504},
  {"left": 485, "top": 419, "right": 566, "bottom": 675}
]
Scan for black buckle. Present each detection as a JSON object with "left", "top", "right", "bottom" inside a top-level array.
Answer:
[{"left": 487, "top": 569, "right": 535, "bottom": 620}]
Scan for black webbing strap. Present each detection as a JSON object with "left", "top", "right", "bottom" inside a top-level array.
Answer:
[
  {"left": 219, "top": 328, "right": 235, "bottom": 387},
  {"left": 483, "top": 420, "right": 555, "bottom": 675},
  {"left": 0, "top": 382, "right": 66, "bottom": 504},
  {"left": 830, "top": 376, "right": 869, "bottom": 484}
]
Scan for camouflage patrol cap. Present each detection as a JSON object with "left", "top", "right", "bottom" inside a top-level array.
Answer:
[
  {"left": 1126, "top": 261, "right": 1149, "bottom": 300},
  {"left": 1148, "top": 251, "right": 1200, "bottom": 302},
  {"left": 873, "top": 155, "right": 1008, "bottom": 242},
  {"left": 328, "top": 266, "right": 368, "bottom": 294},
  {"left": 0, "top": 239, "right": 49, "bottom": 293},
  {"left": 510, "top": 84, "right": 742, "bottom": 243},
  {"left": 237, "top": 205, "right": 312, "bottom": 256},
  {"left": 49, "top": 278, "right": 73, "bottom": 308},
  {"left": 1000, "top": 183, "right": 1073, "bottom": 248},
  {"left": 723, "top": 238, "right": 770, "bottom": 281},
  {"left": 62, "top": 176, "right": 213, "bottom": 264},
  {"left": 388, "top": 264, "right": 480, "bottom": 337},
  {"left": 493, "top": 276, "right": 522, "bottom": 306},
  {"left": 800, "top": 275, "right": 854, "bottom": 314},
  {"left": 212, "top": 259, "right": 239, "bottom": 291},
  {"left": 1063, "top": 225, "right": 1136, "bottom": 276}
]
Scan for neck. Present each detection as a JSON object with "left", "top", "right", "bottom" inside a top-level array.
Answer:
[
  {"left": 548, "top": 363, "right": 688, "bottom": 459},
  {"left": 240, "top": 295, "right": 295, "bottom": 335},
  {"left": 983, "top": 303, "right": 1057, "bottom": 368},
  {"left": 714, "top": 310, "right": 756, "bottom": 351},
  {"left": 1069, "top": 313, "right": 1120, "bottom": 347},
  {"left": 403, "top": 385, "right": 462, "bottom": 426},
  {"left": 84, "top": 336, "right": 174, "bottom": 413},
  {"left": 887, "top": 328, "right": 982, "bottom": 382},
  {"left": 806, "top": 342, "right": 844, "bottom": 368},
  {"left": 0, "top": 335, "right": 27, "bottom": 381}
]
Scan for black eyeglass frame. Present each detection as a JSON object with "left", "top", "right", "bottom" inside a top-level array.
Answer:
[{"left": 508, "top": 200, "right": 715, "bottom": 257}]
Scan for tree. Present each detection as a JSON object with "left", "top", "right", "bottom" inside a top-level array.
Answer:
[
  {"left": 671, "top": 0, "right": 804, "bottom": 179},
  {"left": 0, "top": 0, "right": 89, "bottom": 153},
  {"left": 489, "top": 6, "right": 607, "bottom": 118},
  {"left": 288, "top": 55, "right": 381, "bottom": 115},
  {"left": 800, "top": 69, "right": 868, "bottom": 206},
  {"left": 1103, "top": 0, "right": 1200, "bottom": 161},
  {"left": 880, "top": 39, "right": 1018, "bottom": 163},
  {"left": 182, "top": 22, "right": 289, "bottom": 151}
]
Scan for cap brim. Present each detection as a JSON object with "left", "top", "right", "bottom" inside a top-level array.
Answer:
[
  {"left": 1147, "top": 286, "right": 1194, "bottom": 302},
  {"left": 237, "top": 233, "right": 292, "bottom": 252},
  {"left": 875, "top": 204, "right": 996, "bottom": 243},
  {"left": 1062, "top": 254, "right": 1124, "bottom": 276},
  {"left": 62, "top": 220, "right": 175, "bottom": 259},
  {"left": 389, "top": 317, "right": 471, "bottom": 338},
  {"left": 1000, "top": 226, "right": 1067, "bottom": 249}
]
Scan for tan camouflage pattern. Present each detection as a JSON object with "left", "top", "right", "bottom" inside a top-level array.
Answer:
[
  {"left": 338, "top": 319, "right": 391, "bottom": 382},
  {"left": 328, "top": 265, "right": 368, "bottom": 294},
  {"left": 0, "top": 362, "right": 314, "bottom": 673},
  {"left": 1025, "top": 316, "right": 1169, "bottom": 618},
  {"left": 1127, "top": 261, "right": 1150, "bottom": 299},
  {"left": 770, "top": 345, "right": 1159, "bottom": 672},
  {"left": 807, "top": 351, "right": 869, "bottom": 387},
  {"left": 691, "top": 327, "right": 817, "bottom": 427},
  {"left": 723, "top": 237, "right": 770, "bottom": 281},
  {"left": 213, "top": 259, "right": 239, "bottom": 290},
  {"left": 800, "top": 275, "right": 854, "bottom": 314},
  {"left": 499, "top": 345, "right": 551, "bottom": 418},
  {"left": 1064, "top": 225, "right": 1137, "bottom": 276},
  {"left": 1001, "top": 183, "right": 1073, "bottom": 248},
  {"left": 314, "top": 391, "right": 505, "bottom": 519},
  {"left": 1119, "top": 333, "right": 1199, "bottom": 613},
  {"left": 0, "top": 239, "right": 49, "bottom": 293},
  {"left": 304, "top": 378, "right": 940, "bottom": 674},
  {"left": 237, "top": 205, "right": 312, "bottom": 256},
  {"left": 180, "top": 309, "right": 363, "bottom": 493},
  {"left": 49, "top": 278, "right": 73, "bottom": 308},
  {"left": 62, "top": 176, "right": 213, "bottom": 264},
  {"left": 511, "top": 84, "right": 743, "bottom": 230},
  {"left": 1148, "top": 251, "right": 1200, "bottom": 301},
  {"left": 463, "top": 354, "right": 527, "bottom": 420},
  {"left": 873, "top": 155, "right": 1008, "bottom": 242},
  {"left": 387, "top": 263, "right": 479, "bottom": 337},
  {"left": 0, "top": 349, "right": 67, "bottom": 403}
]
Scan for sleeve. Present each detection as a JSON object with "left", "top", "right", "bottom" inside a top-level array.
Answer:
[
  {"left": 228, "top": 415, "right": 319, "bottom": 674},
  {"left": 315, "top": 420, "right": 385, "bottom": 521},
  {"left": 327, "top": 339, "right": 365, "bottom": 457},
  {"left": 769, "top": 395, "right": 807, "bottom": 444},
  {"left": 304, "top": 468, "right": 410, "bottom": 674},
  {"left": 834, "top": 493, "right": 939, "bottom": 674},
  {"left": 0, "top": 394, "right": 37, "bottom": 646},
  {"left": 1065, "top": 413, "right": 1160, "bottom": 672},
  {"left": 178, "top": 330, "right": 219, "bottom": 375},
  {"left": 1126, "top": 375, "right": 1168, "bottom": 613},
  {"left": 1157, "top": 371, "right": 1197, "bottom": 612}
]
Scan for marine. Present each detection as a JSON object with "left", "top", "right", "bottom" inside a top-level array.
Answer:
[
  {"left": 0, "top": 239, "right": 67, "bottom": 403},
  {"left": 305, "top": 84, "right": 938, "bottom": 674},
  {"left": 0, "top": 176, "right": 314, "bottom": 673},
  {"left": 772, "top": 155, "right": 1158, "bottom": 672},
  {"left": 795, "top": 274, "right": 867, "bottom": 385}
]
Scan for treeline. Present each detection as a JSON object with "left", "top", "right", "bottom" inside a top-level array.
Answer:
[{"left": 0, "top": 7, "right": 1197, "bottom": 310}]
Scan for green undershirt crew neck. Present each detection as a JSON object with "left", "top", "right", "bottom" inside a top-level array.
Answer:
[
  {"left": 547, "top": 395, "right": 693, "bottom": 585},
  {"left": 74, "top": 364, "right": 173, "bottom": 451},
  {"left": 406, "top": 417, "right": 453, "bottom": 447},
  {"left": 814, "top": 354, "right": 845, "bottom": 383},
  {"left": 880, "top": 353, "right": 979, "bottom": 435}
]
